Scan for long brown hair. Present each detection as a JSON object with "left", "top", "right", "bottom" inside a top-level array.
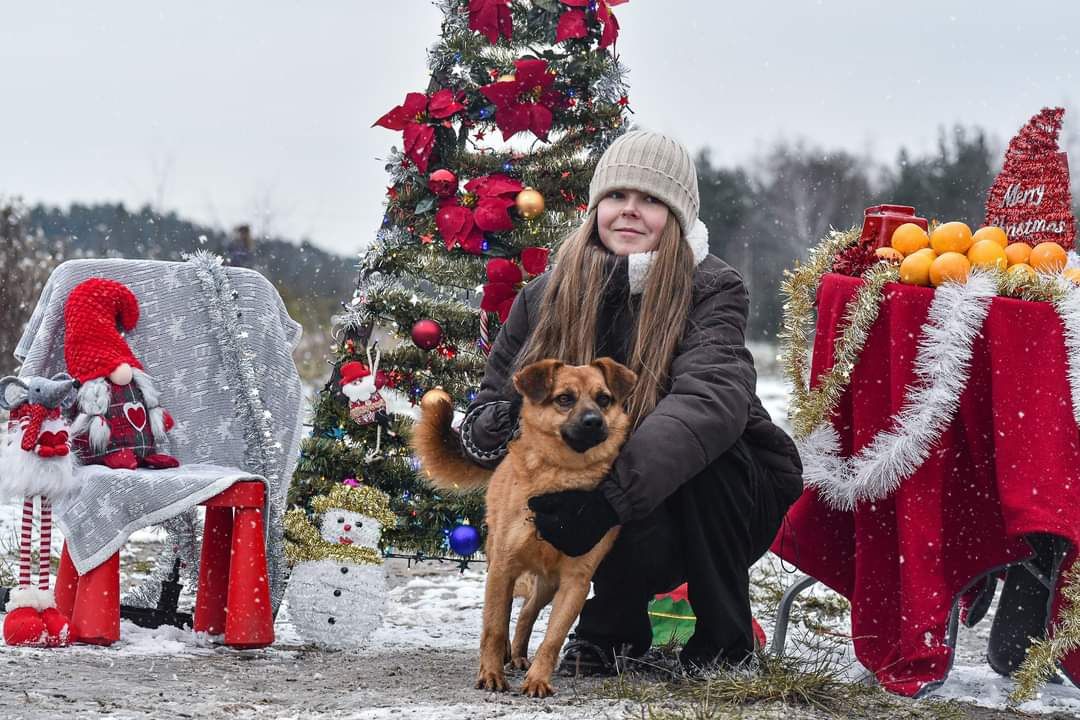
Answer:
[{"left": 516, "top": 210, "right": 695, "bottom": 425}]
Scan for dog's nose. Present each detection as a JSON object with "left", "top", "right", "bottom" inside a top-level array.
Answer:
[
  {"left": 343, "top": 524, "right": 352, "bottom": 531},
  {"left": 580, "top": 411, "right": 603, "bottom": 430}
]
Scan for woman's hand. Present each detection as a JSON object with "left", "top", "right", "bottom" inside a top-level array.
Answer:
[{"left": 527, "top": 487, "right": 619, "bottom": 557}]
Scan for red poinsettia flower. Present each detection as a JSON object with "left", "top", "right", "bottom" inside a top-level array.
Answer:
[
  {"left": 479, "top": 59, "right": 564, "bottom": 141},
  {"left": 436, "top": 173, "right": 524, "bottom": 254},
  {"left": 465, "top": 174, "right": 524, "bottom": 232},
  {"left": 556, "top": 0, "right": 627, "bottom": 49},
  {"left": 373, "top": 89, "right": 465, "bottom": 172},
  {"left": 481, "top": 248, "right": 550, "bottom": 322},
  {"left": 468, "top": 0, "right": 513, "bottom": 44}
]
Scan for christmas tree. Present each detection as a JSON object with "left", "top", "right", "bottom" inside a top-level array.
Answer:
[{"left": 288, "top": 0, "right": 631, "bottom": 558}]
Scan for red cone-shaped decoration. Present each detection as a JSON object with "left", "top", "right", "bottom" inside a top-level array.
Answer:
[{"left": 984, "top": 107, "right": 1076, "bottom": 250}]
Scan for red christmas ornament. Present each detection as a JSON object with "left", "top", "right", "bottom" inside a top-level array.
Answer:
[
  {"left": 984, "top": 107, "right": 1076, "bottom": 250},
  {"left": 428, "top": 169, "right": 459, "bottom": 197},
  {"left": 411, "top": 319, "right": 444, "bottom": 350}
]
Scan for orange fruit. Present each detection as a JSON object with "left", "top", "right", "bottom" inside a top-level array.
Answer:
[
  {"left": 929, "top": 252, "right": 971, "bottom": 287},
  {"left": 891, "top": 223, "right": 930, "bottom": 256},
  {"left": 1029, "top": 242, "right": 1068, "bottom": 273},
  {"left": 1064, "top": 268, "right": 1080, "bottom": 284},
  {"left": 899, "top": 248, "right": 937, "bottom": 286},
  {"left": 875, "top": 246, "right": 904, "bottom": 263},
  {"left": 930, "top": 221, "right": 974, "bottom": 255},
  {"left": 1004, "top": 242, "right": 1032, "bottom": 267},
  {"left": 972, "top": 225, "right": 1008, "bottom": 248},
  {"left": 1007, "top": 263, "right": 1036, "bottom": 281},
  {"left": 966, "top": 239, "right": 1007, "bottom": 272}
]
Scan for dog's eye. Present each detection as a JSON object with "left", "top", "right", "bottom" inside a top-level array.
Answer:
[
  {"left": 596, "top": 393, "right": 612, "bottom": 408},
  {"left": 554, "top": 393, "right": 575, "bottom": 407},
  {"left": 337, "top": 517, "right": 344, "bottom": 524}
]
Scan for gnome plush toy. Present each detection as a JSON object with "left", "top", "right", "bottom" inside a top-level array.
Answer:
[
  {"left": 64, "top": 278, "right": 180, "bottom": 470},
  {"left": 0, "top": 373, "right": 79, "bottom": 647}
]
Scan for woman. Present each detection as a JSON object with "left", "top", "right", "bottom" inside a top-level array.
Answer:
[{"left": 460, "top": 130, "right": 803, "bottom": 675}]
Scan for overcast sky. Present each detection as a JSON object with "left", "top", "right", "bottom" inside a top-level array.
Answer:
[{"left": 2, "top": 1, "right": 1078, "bottom": 255}]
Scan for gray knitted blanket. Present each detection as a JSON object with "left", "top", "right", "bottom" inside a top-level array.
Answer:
[{"left": 13, "top": 258, "right": 305, "bottom": 585}]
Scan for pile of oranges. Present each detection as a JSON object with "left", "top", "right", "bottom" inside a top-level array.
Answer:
[{"left": 880, "top": 222, "right": 1075, "bottom": 287}]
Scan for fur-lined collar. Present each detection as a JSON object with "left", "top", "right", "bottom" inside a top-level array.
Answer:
[{"left": 627, "top": 220, "right": 710, "bottom": 295}]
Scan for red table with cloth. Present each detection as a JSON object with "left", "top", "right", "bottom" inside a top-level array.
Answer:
[{"left": 771, "top": 272, "right": 1080, "bottom": 696}]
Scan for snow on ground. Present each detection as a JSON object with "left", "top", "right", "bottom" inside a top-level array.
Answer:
[{"left": 3, "top": 374, "right": 1080, "bottom": 718}]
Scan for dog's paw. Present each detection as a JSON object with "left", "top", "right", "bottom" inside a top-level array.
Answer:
[
  {"left": 521, "top": 674, "right": 556, "bottom": 698},
  {"left": 510, "top": 655, "right": 531, "bottom": 671},
  {"left": 476, "top": 667, "right": 509, "bottom": 692}
]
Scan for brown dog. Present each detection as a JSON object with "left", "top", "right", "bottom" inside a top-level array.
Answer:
[{"left": 411, "top": 358, "right": 636, "bottom": 697}]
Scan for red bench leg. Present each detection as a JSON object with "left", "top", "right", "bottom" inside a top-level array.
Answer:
[
  {"left": 194, "top": 506, "right": 233, "bottom": 635},
  {"left": 55, "top": 543, "right": 79, "bottom": 617},
  {"left": 223, "top": 507, "right": 273, "bottom": 648},
  {"left": 71, "top": 552, "right": 120, "bottom": 645}
]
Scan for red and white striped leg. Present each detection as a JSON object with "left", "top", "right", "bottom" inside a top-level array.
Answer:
[
  {"left": 38, "top": 497, "right": 52, "bottom": 591},
  {"left": 19, "top": 497, "right": 34, "bottom": 588}
]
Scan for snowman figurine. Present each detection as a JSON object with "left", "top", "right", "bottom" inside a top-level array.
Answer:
[{"left": 284, "top": 484, "right": 397, "bottom": 649}]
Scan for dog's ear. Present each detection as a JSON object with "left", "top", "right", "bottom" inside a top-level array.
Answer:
[
  {"left": 513, "top": 359, "right": 563, "bottom": 405},
  {"left": 591, "top": 358, "right": 637, "bottom": 404}
]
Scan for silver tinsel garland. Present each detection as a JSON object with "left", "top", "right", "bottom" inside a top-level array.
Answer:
[
  {"left": 188, "top": 251, "right": 289, "bottom": 614},
  {"left": 121, "top": 510, "right": 203, "bottom": 609}
]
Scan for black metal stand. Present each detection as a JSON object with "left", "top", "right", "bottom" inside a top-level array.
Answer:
[{"left": 119, "top": 557, "right": 192, "bottom": 629}]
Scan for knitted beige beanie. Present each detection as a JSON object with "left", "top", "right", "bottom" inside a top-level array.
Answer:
[{"left": 587, "top": 130, "right": 700, "bottom": 235}]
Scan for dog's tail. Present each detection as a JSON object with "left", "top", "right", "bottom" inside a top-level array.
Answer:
[{"left": 411, "top": 396, "right": 492, "bottom": 492}]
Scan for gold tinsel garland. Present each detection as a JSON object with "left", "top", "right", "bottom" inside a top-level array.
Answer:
[
  {"left": 780, "top": 227, "right": 898, "bottom": 438},
  {"left": 284, "top": 509, "right": 384, "bottom": 566},
  {"left": 1012, "top": 565, "right": 1080, "bottom": 703}
]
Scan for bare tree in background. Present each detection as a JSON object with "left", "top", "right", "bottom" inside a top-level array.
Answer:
[{"left": 0, "top": 200, "right": 67, "bottom": 374}]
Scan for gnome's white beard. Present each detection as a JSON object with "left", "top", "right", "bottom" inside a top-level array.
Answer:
[{"left": 342, "top": 381, "right": 376, "bottom": 403}]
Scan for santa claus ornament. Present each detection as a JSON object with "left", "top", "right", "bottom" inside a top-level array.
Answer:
[
  {"left": 64, "top": 278, "right": 180, "bottom": 470},
  {"left": 0, "top": 373, "right": 79, "bottom": 647},
  {"left": 339, "top": 345, "right": 394, "bottom": 456}
]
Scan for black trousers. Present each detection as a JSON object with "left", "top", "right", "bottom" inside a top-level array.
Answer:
[{"left": 574, "top": 439, "right": 788, "bottom": 665}]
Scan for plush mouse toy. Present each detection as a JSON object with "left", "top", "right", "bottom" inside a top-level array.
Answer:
[
  {"left": 0, "top": 373, "right": 79, "bottom": 647},
  {"left": 64, "top": 278, "right": 179, "bottom": 470}
]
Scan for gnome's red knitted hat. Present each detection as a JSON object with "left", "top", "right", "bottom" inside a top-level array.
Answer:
[
  {"left": 339, "top": 361, "right": 370, "bottom": 386},
  {"left": 63, "top": 279, "right": 144, "bottom": 383}
]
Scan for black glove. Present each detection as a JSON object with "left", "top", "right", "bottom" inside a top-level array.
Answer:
[{"left": 527, "top": 487, "right": 619, "bottom": 557}]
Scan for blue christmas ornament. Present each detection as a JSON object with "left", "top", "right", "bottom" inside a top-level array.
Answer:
[
  {"left": 479, "top": 107, "right": 492, "bottom": 119},
  {"left": 448, "top": 524, "right": 482, "bottom": 557},
  {"left": 502, "top": 162, "right": 513, "bottom": 172},
  {"left": 467, "top": 390, "right": 479, "bottom": 403},
  {"left": 481, "top": 240, "right": 490, "bottom": 252},
  {"left": 409, "top": 456, "right": 423, "bottom": 472}
]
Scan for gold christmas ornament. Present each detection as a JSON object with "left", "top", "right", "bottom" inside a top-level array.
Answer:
[
  {"left": 497, "top": 74, "right": 516, "bottom": 83},
  {"left": 515, "top": 187, "right": 546, "bottom": 220},
  {"left": 420, "top": 387, "right": 452, "bottom": 411}
]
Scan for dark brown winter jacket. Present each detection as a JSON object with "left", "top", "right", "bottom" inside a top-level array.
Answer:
[{"left": 460, "top": 251, "right": 804, "bottom": 524}]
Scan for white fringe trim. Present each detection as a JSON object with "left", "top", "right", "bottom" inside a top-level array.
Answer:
[{"left": 799, "top": 271, "right": 997, "bottom": 510}]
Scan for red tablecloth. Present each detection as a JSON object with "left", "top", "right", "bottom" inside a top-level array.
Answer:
[{"left": 771, "top": 273, "right": 1080, "bottom": 696}]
